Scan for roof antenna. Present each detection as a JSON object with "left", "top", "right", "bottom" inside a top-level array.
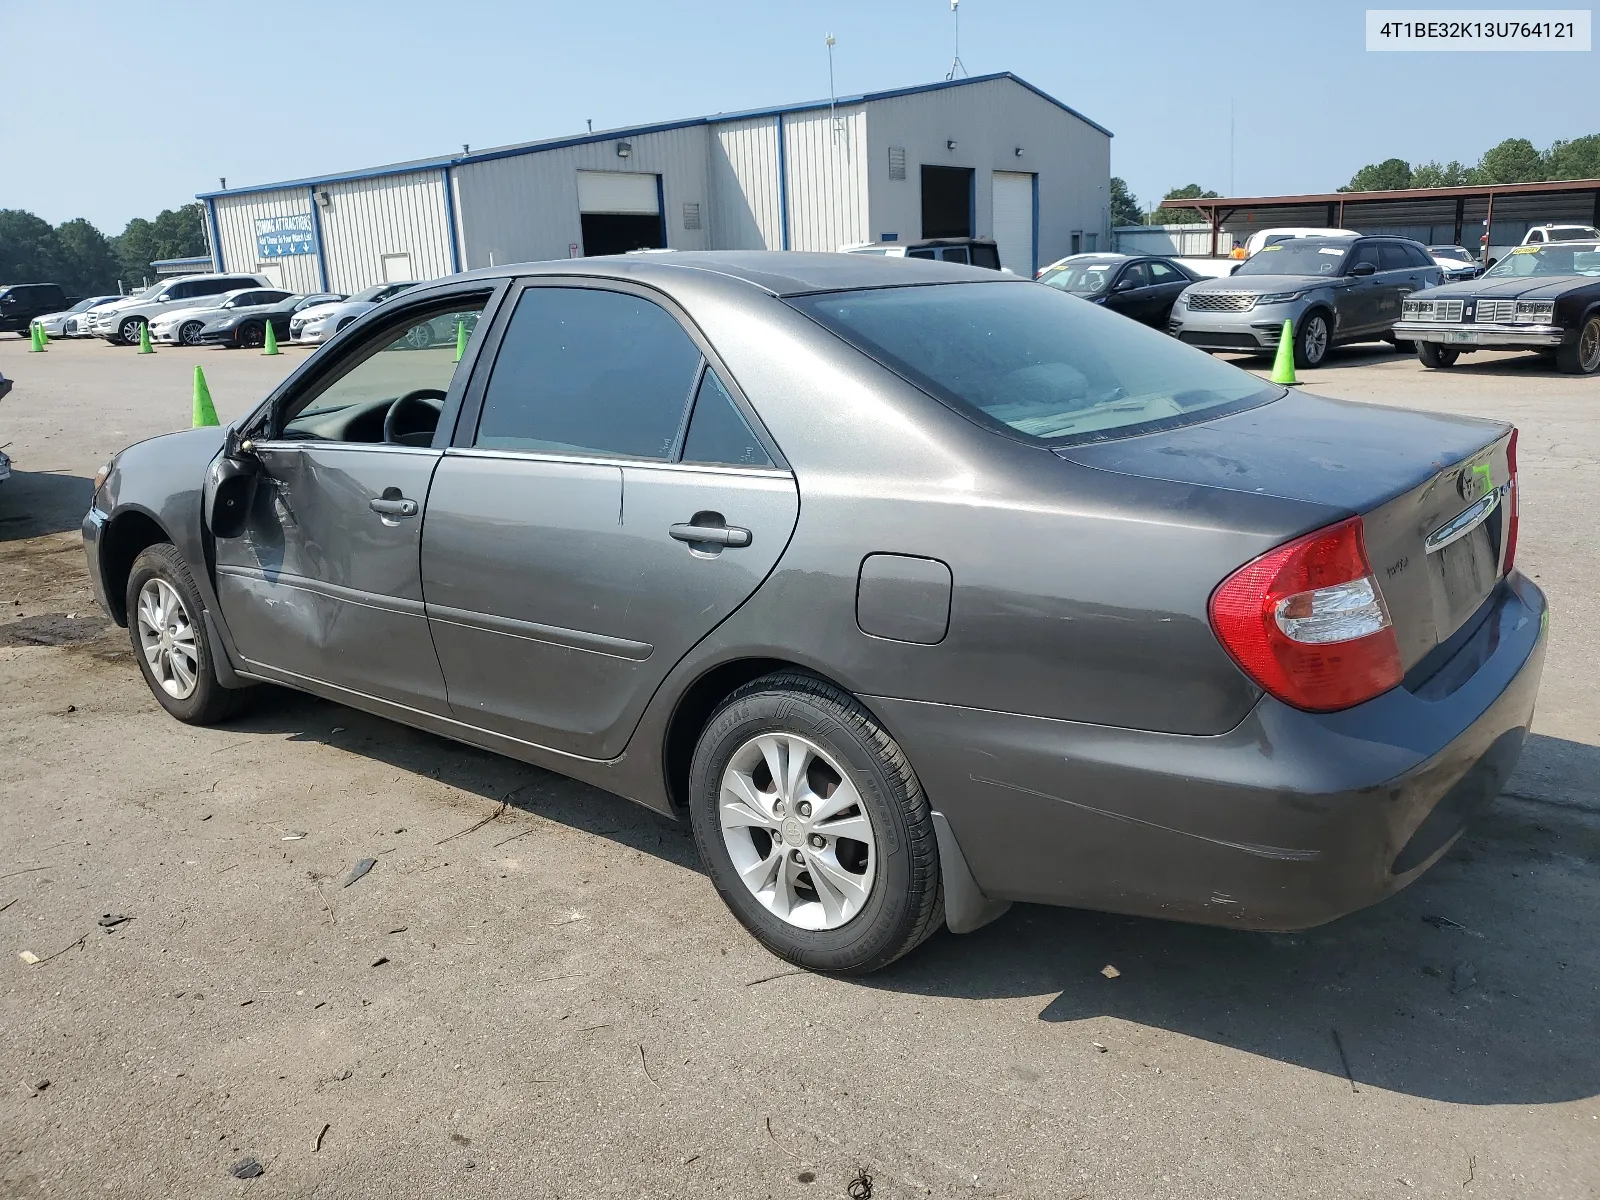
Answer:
[
  {"left": 945, "top": 0, "right": 967, "bottom": 81},
  {"left": 587, "top": 118, "right": 593, "bottom": 133},
  {"left": 826, "top": 35, "right": 843, "bottom": 137}
]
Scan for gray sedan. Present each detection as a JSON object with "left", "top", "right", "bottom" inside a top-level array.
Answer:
[
  {"left": 82, "top": 253, "right": 1545, "bottom": 973},
  {"left": 1171, "top": 236, "right": 1442, "bottom": 366}
]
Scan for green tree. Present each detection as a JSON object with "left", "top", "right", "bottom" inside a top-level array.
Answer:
[
  {"left": 112, "top": 203, "right": 209, "bottom": 289},
  {"left": 1109, "top": 177, "right": 1143, "bottom": 227},
  {"left": 0, "top": 209, "right": 62, "bottom": 283},
  {"left": 1151, "top": 184, "right": 1218, "bottom": 225},
  {"left": 1475, "top": 137, "right": 1546, "bottom": 184},
  {"left": 53, "top": 218, "right": 119, "bottom": 294},
  {"left": 1410, "top": 160, "right": 1474, "bottom": 188},
  {"left": 1545, "top": 134, "right": 1600, "bottom": 181},
  {"left": 1338, "top": 157, "right": 1413, "bottom": 192}
]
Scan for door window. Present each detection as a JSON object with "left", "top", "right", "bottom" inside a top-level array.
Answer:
[
  {"left": 1147, "top": 260, "right": 1179, "bottom": 284},
  {"left": 1378, "top": 243, "right": 1411, "bottom": 271},
  {"left": 1349, "top": 243, "right": 1381, "bottom": 272},
  {"left": 278, "top": 297, "right": 488, "bottom": 444},
  {"left": 681, "top": 369, "right": 773, "bottom": 468},
  {"left": 475, "top": 287, "right": 701, "bottom": 460},
  {"left": 970, "top": 243, "right": 1000, "bottom": 270},
  {"left": 939, "top": 247, "right": 970, "bottom": 264},
  {"left": 1116, "top": 262, "right": 1150, "bottom": 290},
  {"left": 908, "top": 248, "right": 936, "bottom": 260}
]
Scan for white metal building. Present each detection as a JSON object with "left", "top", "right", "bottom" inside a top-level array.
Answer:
[{"left": 199, "top": 73, "right": 1111, "bottom": 293}]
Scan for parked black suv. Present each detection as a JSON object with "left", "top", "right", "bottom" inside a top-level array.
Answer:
[{"left": 0, "top": 283, "right": 74, "bottom": 334}]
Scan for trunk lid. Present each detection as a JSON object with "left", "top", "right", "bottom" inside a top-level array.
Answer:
[{"left": 1057, "top": 390, "right": 1515, "bottom": 670}]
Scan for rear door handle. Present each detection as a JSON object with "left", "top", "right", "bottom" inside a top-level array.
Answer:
[
  {"left": 669, "top": 522, "right": 751, "bottom": 547},
  {"left": 370, "top": 496, "right": 419, "bottom": 517}
]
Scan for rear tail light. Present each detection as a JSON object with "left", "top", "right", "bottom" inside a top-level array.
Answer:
[
  {"left": 1502, "top": 428, "right": 1520, "bottom": 574},
  {"left": 1209, "top": 516, "right": 1403, "bottom": 712}
]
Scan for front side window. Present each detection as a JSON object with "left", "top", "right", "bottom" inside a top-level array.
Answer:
[
  {"left": 1147, "top": 260, "right": 1179, "bottom": 284},
  {"left": 278, "top": 297, "right": 488, "bottom": 444},
  {"left": 474, "top": 287, "right": 702, "bottom": 460},
  {"left": 1116, "top": 262, "right": 1150, "bottom": 290},
  {"left": 790, "top": 281, "right": 1278, "bottom": 445}
]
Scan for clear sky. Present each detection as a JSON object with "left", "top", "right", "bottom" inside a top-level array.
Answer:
[{"left": 3, "top": 0, "right": 1596, "bottom": 231}]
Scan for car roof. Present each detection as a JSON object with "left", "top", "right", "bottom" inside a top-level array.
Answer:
[{"left": 417, "top": 251, "right": 1016, "bottom": 298}]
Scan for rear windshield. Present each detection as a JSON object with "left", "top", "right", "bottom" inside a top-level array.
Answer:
[{"left": 788, "top": 282, "right": 1280, "bottom": 445}]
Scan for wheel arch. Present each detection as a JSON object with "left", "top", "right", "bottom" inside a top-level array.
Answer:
[{"left": 99, "top": 506, "right": 173, "bottom": 626}]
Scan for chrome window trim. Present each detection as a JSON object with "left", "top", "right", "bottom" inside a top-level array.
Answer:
[{"left": 443, "top": 444, "right": 792, "bottom": 480}]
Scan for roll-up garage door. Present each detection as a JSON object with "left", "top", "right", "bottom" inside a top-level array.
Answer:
[
  {"left": 992, "top": 171, "right": 1035, "bottom": 277},
  {"left": 576, "top": 171, "right": 660, "bottom": 215}
]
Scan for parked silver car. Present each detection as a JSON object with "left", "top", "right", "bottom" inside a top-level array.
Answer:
[
  {"left": 34, "top": 296, "right": 120, "bottom": 338},
  {"left": 89, "top": 273, "right": 270, "bottom": 345},
  {"left": 1170, "top": 236, "right": 1443, "bottom": 367},
  {"left": 289, "top": 282, "right": 420, "bottom": 344}
]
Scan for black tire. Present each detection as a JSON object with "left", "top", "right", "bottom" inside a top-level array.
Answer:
[
  {"left": 336, "top": 317, "right": 354, "bottom": 332},
  {"left": 1386, "top": 334, "right": 1416, "bottom": 353},
  {"left": 688, "top": 672, "right": 943, "bottom": 974},
  {"left": 1555, "top": 314, "right": 1600, "bottom": 375},
  {"left": 1417, "top": 341, "right": 1460, "bottom": 369},
  {"left": 117, "top": 317, "right": 145, "bottom": 346},
  {"left": 125, "top": 544, "right": 251, "bottom": 725},
  {"left": 238, "top": 322, "right": 265, "bottom": 349},
  {"left": 1293, "top": 309, "right": 1332, "bottom": 369},
  {"left": 179, "top": 321, "right": 204, "bottom": 346}
]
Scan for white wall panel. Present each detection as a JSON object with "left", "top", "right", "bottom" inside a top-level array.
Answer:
[
  {"left": 576, "top": 171, "right": 660, "bottom": 213},
  {"left": 864, "top": 77, "right": 1110, "bottom": 268},
  {"left": 454, "top": 125, "right": 709, "bottom": 268},
  {"left": 318, "top": 171, "right": 453, "bottom": 293},
  {"left": 212, "top": 187, "right": 324, "bottom": 294},
  {"left": 781, "top": 107, "right": 868, "bottom": 252},
  {"left": 708, "top": 117, "right": 782, "bottom": 250}
]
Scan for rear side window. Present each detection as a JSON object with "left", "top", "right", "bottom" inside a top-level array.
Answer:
[
  {"left": 682, "top": 369, "right": 773, "bottom": 468},
  {"left": 1148, "top": 260, "right": 1179, "bottom": 283},
  {"left": 1405, "top": 244, "right": 1434, "bottom": 268},
  {"left": 939, "top": 247, "right": 969, "bottom": 264},
  {"left": 790, "top": 282, "right": 1278, "bottom": 445},
  {"left": 475, "top": 287, "right": 702, "bottom": 460},
  {"left": 971, "top": 243, "right": 1000, "bottom": 270}
]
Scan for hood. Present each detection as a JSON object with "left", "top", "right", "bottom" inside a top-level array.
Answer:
[
  {"left": 295, "top": 301, "right": 351, "bottom": 322},
  {"left": 1184, "top": 273, "right": 1335, "bottom": 292},
  {"left": 1421, "top": 275, "right": 1592, "bottom": 300},
  {"left": 1055, "top": 388, "right": 1504, "bottom": 512}
]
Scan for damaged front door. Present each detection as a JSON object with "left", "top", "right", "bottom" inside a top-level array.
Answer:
[{"left": 212, "top": 291, "right": 492, "bottom": 713}]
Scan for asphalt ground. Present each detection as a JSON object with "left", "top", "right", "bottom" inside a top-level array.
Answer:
[{"left": 1, "top": 333, "right": 1596, "bottom": 1199}]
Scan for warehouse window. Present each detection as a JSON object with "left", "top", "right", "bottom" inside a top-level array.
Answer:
[{"left": 921, "top": 166, "right": 973, "bottom": 239}]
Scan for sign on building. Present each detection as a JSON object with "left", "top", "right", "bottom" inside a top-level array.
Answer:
[{"left": 255, "top": 214, "right": 316, "bottom": 258}]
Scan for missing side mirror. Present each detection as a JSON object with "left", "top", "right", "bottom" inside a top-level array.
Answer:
[{"left": 204, "top": 437, "right": 260, "bottom": 539}]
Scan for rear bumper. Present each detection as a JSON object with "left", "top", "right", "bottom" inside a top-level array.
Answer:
[
  {"left": 1394, "top": 321, "right": 1566, "bottom": 348},
  {"left": 872, "top": 573, "right": 1547, "bottom": 930}
]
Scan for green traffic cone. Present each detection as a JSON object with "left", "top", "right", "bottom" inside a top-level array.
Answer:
[
  {"left": 454, "top": 319, "right": 467, "bottom": 363},
  {"left": 38, "top": 323, "right": 48, "bottom": 345},
  {"left": 1269, "top": 318, "right": 1297, "bottom": 385},
  {"left": 262, "top": 320, "right": 279, "bottom": 356},
  {"left": 192, "top": 365, "right": 220, "bottom": 428},
  {"left": 28, "top": 323, "right": 44, "bottom": 352},
  {"left": 137, "top": 321, "right": 154, "bottom": 355}
]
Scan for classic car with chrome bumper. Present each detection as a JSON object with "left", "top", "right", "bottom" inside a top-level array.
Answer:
[{"left": 1392, "top": 320, "right": 1565, "bottom": 348}]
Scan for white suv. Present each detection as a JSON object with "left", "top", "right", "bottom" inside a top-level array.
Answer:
[{"left": 89, "top": 273, "right": 270, "bottom": 345}]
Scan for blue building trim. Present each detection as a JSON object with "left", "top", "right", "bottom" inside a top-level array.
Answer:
[
  {"left": 968, "top": 169, "right": 976, "bottom": 240},
  {"left": 441, "top": 168, "right": 462, "bottom": 274},
  {"left": 307, "top": 187, "right": 331, "bottom": 291},
  {"left": 194, "top": 72, "right": 1110, "bottom": 203},
  {"left": 655, "top": 173, "right": 668, "bottom": 249},
  {"left": 204, "top": 198, "right": 225, "bottom": 272},
  {"left": 776, "top": 115, "right": 790, "bottom": 251},
  {"left": 1030, "top": 172, "right": 1040, "bottom": 277}
]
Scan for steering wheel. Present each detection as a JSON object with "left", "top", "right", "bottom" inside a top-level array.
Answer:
[{"left": 383, "top": 388, "right": 447, "bottom": 446}]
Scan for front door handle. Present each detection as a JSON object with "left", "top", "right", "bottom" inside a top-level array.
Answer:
[
  {"left": 669, "top": 521, "right": 752, "bottom": 548},
  {"left": 370, "top": 496, "right": 419, "bottom": 517}
]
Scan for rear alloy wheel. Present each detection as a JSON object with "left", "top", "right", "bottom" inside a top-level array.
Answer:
[
  {"left": 402, "top": 323, "right": 434, "bottom": 350},
  {"left": 1417, "top": 341, "right": 1460, "bottom": 369},
  {"left": 238, "top": 323, "right": 265, "bottom": 349},
  {"left": 1556, "top": 314, "right": 1600, "bottom": 375},
  {"left": 1293, "top": 311, "right": 1330, "bottom": 368},
  {"left": 125, "top": 544, "right": 251, "bottom": 725},
  {"left": 179, "top": 321, "right": 204, "bottom": 346},
  {"left": 117, "top": 317, "right": 145, "bottom": 346},
  {"left": 688, "top": 673, "right": 943, "bottom": 974}
]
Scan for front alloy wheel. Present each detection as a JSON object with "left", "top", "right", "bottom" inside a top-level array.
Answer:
[
  {"left": 179, "top": 321, "right": 204, "bottom": 346},
  {"left": 136, "top": 577, "right": 198, "bottom": 699},
  {"left": 118, "top": 317, "right": 145, "bottom": 345},
  {"left": 1294, "top": 312, "right": 1330, "bottom": 368},
  {"left": 719, "top": 733, "right": 877, "bottom": 930}
]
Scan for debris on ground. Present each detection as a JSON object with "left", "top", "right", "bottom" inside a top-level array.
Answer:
[
  {"left": 847, "top": 1169, "right": 875, "bottom": 1199},
  {"left": 18, "top": 950, "right": 40, "bottom": 964},
  {"left": 1330, "top": 1028, "right": 1358, "bottom": 1094},
  {"left": 97, "top": 913, "right": 132, "bottom": 929},
  {"left": 371, "top": 956, "right": 389, "bottom": 968},
  {"left": 28, "top": 1079, "right": 50, "bottom": 1094},
  {"left": 1092, "top": 1042, "right": 1107, "bottom": 1053},
  {"left": 229, "top": 1157, "right": 265, "bottom": 1179},
  {"left": 282, "top": 832, "right": 307, "bottom": 841},
  {"left": 1423, "top": 913, "right": 1485, "bottom": 938},
  {"left": 1100, "top": 964, "right": 1121, "bottom": 979},
  {"left": 386, "top": 925, "right": 408, "bottom": 934},
  {"left": 342, "top": 858, "right": 376, "bottom": 888},
  {"left": 313, "top": 1123, "right": 330, "bottom": 1152},
  {"left": 1451, "top": 961, "right": 1478, "bottom": 995}
]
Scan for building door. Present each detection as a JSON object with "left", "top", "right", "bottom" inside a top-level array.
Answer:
[
  {"left": 921, "top": 165, "right": 973, "bottom": 239},
  {"left": 991, "top": 171, "right": 1034, "bottom": 276},
  {"left": 381, "top": 253, "right": 414, "bottom": 282},
  {"left": 577, "top": 171, "right": 664, "bottom": 256}
]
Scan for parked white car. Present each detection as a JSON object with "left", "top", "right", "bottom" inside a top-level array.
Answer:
[
  {"left": 1242, "top": 227, "right": 1358, "bottom": 257},
  {"left": 88, "top": 273, "right": 269, "bottom": 345},
  {"left": 33, "top": 296, "right": 120, "bottom": 338},
  {"left": 149, "top": 288, "right": 293, "bottom": 345},
  {"left": 289, "top": 281, "right": 419, "bottom": 344},
  {"left": 1522, "top": 224, "right": 1600, "bottom": 245}
]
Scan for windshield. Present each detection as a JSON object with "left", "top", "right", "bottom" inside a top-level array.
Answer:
[
  {"left": 1482, "top": 243, "right": 1600, "bottom": 278},
  {"left": 788, "top": 282, "right": 1279, "bottom": 445},
  {"left": 1038, "top": 258, "right": 1124, "bottom": 295},
  {"left": 1429, "top": 246, "right": 1472, "bottom": 261},
  {"left": 67, "top": 297, "right": 102, "bottom": 312},
  {"left": 1234, "top": 241, "right": 1351, "bottom": 277}
]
